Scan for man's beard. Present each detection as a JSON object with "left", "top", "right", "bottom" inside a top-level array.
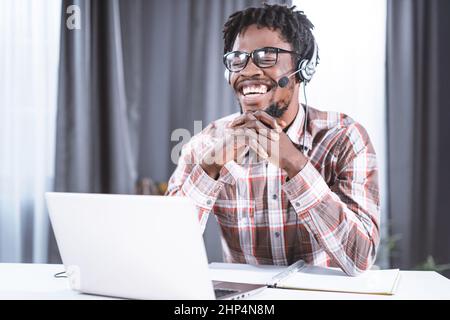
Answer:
[
  {"left": 264, "top": 103, "right": 288, "bottom": 118},
  {"left": 239, "top": 102, "right": 288, "bottom": 118}
]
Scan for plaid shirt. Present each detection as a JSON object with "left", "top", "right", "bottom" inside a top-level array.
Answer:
[{"left": 167, "top": 105, "right": 380, "bottom": 276}]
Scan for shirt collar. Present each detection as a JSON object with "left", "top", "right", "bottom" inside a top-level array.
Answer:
[{"left": 286, "top": 104, "right": 313, "bottom": 152}]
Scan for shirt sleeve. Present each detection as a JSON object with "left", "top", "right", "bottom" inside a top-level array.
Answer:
[
  {"left": 282, "top": 123, "right": 380, "bottom": 276},
  {"left": 165, "top": 134, "right": 224, "bottom": 234}
]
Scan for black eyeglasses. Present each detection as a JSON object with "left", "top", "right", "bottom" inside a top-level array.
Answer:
[{"left": 223, "top": 47, "right": 300, "bottom": 72}]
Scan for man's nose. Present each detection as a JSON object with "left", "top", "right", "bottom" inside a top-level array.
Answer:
[{"left": 240, "top": 57, "right": 264, "bottom": 77}]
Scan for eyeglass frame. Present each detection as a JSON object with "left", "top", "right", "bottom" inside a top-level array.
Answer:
[{"left": 223, "top": 46, "right": 301, "bottom": 73}]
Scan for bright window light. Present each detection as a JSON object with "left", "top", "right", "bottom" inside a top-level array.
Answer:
[{"left": 293, "top": 0, "right": 388, "bottom": 267}]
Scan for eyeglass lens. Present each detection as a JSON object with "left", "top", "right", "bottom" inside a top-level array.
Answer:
[{"left": 225, "top": 48, "right": 278, "bottom": 72}]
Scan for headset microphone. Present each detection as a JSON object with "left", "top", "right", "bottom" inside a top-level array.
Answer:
[
  {"left": 278, "top": 41, "right": 319, "bottom": 88},
  {"left": 277, "top": 69, "right": 302, "bottom": 88}
]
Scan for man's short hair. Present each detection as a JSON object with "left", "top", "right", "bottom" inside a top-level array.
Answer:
[{"left": 223, "top": 4, "right": 317, "bottom": 64}]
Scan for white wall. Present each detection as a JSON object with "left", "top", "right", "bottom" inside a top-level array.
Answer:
[{"left": 293, "top": 0, "right": 388, "bottom": 266}]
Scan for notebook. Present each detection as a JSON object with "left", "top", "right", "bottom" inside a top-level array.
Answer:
[{"left": 209, "top": 261, "right": 401, "bottom": 295}]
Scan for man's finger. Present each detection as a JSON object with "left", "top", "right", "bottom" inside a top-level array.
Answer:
[
  {"left": 233, "top": 131, "right": 269, "bottom": 159},
  {"left": 253, "top": 110, "right": 286, "bottom": 132},
  {"left": 228, "top": 112, "right": 257, "bottom": 128},
  {"left": 235, "top": 144, "right": 249, "bottom": 164},
  {"left": 248, "top": 138, "right": 269, "bottom": 159},
  {"left": 230, "top": 127, "right": 259, "bottom": 140},
  {"left": 231, "top": 121, "right": 280, "bottom": 141}
]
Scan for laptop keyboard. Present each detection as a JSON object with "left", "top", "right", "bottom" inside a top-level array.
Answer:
[{"left": 214, "top": 288, "right": 239, "bottom": 298}]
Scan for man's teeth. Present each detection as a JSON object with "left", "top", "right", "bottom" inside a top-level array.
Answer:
[{"left": 242, "top": 85, "right": 268, "bottom": 96}]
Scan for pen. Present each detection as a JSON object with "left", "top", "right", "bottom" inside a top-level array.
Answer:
[{"left": 267, "top": 259, "right": 306, "bottom": 288}]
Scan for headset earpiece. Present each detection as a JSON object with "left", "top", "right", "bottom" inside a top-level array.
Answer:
[{"left": 296, "top": 41, "right": 318, "bottom": 84}]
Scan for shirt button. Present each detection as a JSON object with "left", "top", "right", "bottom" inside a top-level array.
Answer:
[
  {"left": 275, "top": 232, "right": 280, "bottom": 238},
  {"left": 206, "top": 200, "right": 212, "bottom": 205},
  {"left": 272, "top": 194, "right": 278, "bottom": 200},
  {"left": 295, "top": 202, "right": 300, "bottom": 207}
]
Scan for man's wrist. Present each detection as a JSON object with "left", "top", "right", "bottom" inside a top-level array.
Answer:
[
  {"left": 282, "top": 151, "right": 308, "bottom": 178},
  {"left": 200, "top": 161, "right": 222, "bottom": 180}
]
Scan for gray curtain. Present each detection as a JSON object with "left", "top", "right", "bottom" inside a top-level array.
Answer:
[
  {"left": 53, "top": 0, "right": 289, "bottom": 263},
  {"left": 56, "top": 0, "right": 138, "bottom": 195},
  {"left": 387, "top": 0, "right": 450, "bottom": 276}
]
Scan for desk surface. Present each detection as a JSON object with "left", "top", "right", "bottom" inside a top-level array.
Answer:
[{"left": 0, "top": 263, "right": 449, "bottom": 300}]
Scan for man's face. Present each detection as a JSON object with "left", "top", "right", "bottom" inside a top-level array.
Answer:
[{"left": 229, "top": 25, "right": 299, "bottom": 121}]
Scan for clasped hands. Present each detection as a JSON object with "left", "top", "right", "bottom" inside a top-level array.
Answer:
[{"left": 201, "top": 111, "right": 308, "bottom": 179}]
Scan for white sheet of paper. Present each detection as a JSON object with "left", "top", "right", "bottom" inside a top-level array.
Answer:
[
  {"left": 209, "top": 263, "right": 285, "bottom": 285},
  {"left": 209, "top": 263, "right": 401, "bottom": 295},
  {"left": 278, "top": 266, "right": 401, "bottom": 295}
]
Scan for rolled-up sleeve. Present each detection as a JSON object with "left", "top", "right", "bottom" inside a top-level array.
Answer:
[
  {"left": 166, "top": 133, "right": 225, "bottom": 233},
  {"left": 282, "top": 123, "right": 380, "bottom": 276}
]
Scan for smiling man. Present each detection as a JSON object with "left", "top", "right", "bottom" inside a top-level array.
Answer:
[{"left": 167, "top": 4, "right": 380, "bottom": 276}]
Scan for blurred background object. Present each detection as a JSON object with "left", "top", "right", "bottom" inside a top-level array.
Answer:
[{"left": 135, "top": 177, "right": 167, "bottom": 195}]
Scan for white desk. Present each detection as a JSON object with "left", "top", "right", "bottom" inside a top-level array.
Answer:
[{"left": 0, "top": 263, "right": 449, "bottom": 300}]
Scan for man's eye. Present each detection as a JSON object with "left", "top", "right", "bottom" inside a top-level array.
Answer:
[
  {"left": 226, "top": 56, "right": 243, "bottom": 65},
  {"left": 258, "top": 57, "right": 277, "bottom": 65},
  {"left": 232, "top": 60, "right": 246, "bottom": 67},
  {"left": 260, "top": 57, "right": 276, "bottom": 62}
]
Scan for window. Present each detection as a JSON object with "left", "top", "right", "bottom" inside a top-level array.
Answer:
[
  {"left": 0, "top": 0, "right": 61, "bottom": 262},
  {"left": 293, "top": 0, "right": 388, "bottom": 267}
]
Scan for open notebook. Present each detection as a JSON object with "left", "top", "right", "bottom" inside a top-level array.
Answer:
[{"left": 209, "top": 262, "right": 401, "bottom": 295}]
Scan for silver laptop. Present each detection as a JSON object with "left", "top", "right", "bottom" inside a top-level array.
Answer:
[{"left": 45, "top": 192, "right": 265, "bottom": 300}]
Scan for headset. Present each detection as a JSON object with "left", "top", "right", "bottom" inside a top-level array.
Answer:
[
  {"left": 294, "top": 40, "right": 318, "bottom": 84},
  {"left": 224, "top": 40, "right": 318, "bottom": 86}
]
